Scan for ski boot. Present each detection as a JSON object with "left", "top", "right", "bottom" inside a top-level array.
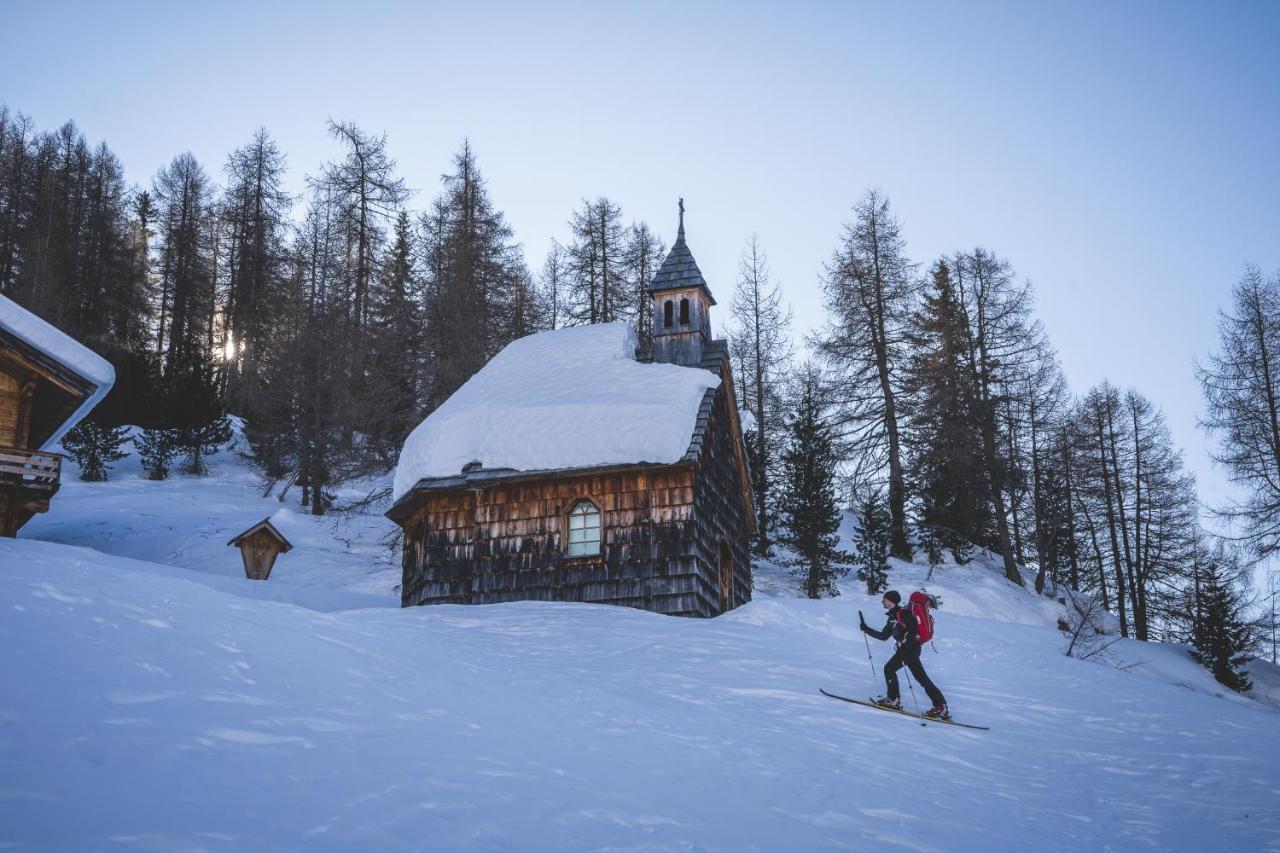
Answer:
[
  {"left": 923, "top": 704, "right": 950, "bottom": 721},
  {"left": 871, "top": 696, "right": 902, "bottom": 711}
]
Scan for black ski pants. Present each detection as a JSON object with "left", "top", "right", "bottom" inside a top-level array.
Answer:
[{"left": 884, "top": 641, "right": 946, "bottom": 706}]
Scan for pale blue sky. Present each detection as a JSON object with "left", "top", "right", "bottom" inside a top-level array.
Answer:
[{"left": 6, "top": 1, "right": 1280, "bottom": 523}]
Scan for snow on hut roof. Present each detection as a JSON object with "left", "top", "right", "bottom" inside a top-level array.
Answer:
[
  {"left": 0, "top": 294, "right": 115, "bottom": 450},
  {"left": 392, "top": 322, "right": 720, "bottom": 502}
]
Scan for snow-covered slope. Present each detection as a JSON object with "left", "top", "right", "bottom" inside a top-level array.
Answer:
[
  {"left": 3, "top": 437, "right": 1278, "bottom": 851},
  {"left": 23, "top": 423, "right": 400, "bottom": 599}
]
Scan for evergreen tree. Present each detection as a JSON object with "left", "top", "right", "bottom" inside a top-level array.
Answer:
[
  {"left": 916, "top": 517, "right": 945, "bottom": 581},
  {"left": 903, "top": 260, "right": 992, "bottom": 553},
  {"left": 1189, "top": 544, "right": 1257, "bottom": 692},
  {"left": 136, "top": 427, "right": 179, "bottom": 480},
  {"left": 365, "top": 210, "right": 423, "bottom": 453},
  {"left": 61, "top": 419, "right": 129, "bottom": 482},
  {"left": 218, "top": 128, "right": 292, "bottom": 414},
  {"left": 854, "top": 492, "right": 891, "bottom": 596},
  {"left": 152, "top": 152, "right": 216, "bottom": 389},
  {"left": 420, "top": 141, "right": 531, "bottom": 409},
  {"left": 777, "top": 368, "right": 851, "bottom": 598}
]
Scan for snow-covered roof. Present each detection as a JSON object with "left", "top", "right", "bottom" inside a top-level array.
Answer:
[
  {"left": 0, "top": 294, "right": 115, "bottom": 449},
  {"left": 392, "top": 323, "right": 720, "bottom": 502}
]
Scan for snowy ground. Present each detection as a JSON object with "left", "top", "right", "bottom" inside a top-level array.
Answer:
[
  {"left": 22, "top": 424, "right": 402, "bottom": 601},
  {"left": 2, "top": 435, "right": 1278, "bottom": 851}
]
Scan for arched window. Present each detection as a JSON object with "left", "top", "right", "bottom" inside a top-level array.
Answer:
[
  {"left": 679, "top": 297, "right": 690, "bottom": 325},
  {"left": 566, "top": 499, "right": 602, "bottom": 557},
  {"left": 663, "top": 299, "right": 674, "bottom": 329}
]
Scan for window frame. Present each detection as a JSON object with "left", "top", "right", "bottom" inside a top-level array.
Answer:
[
  {"left": 663, "top": 299, "right": 674, "bottom": 329},
  {"left": 679, "top": 297, "right": 690, "bottom": 325},
  {"left": 563, "top": 497, "right": 603, "bottom": 559}
]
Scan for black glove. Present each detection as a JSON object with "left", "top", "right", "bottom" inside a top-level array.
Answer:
[{"left": 858, "top": 610, "right": 868, "bottom": 632}]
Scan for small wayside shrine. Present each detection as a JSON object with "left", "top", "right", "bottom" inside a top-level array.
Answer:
[
  {"left": 387, "top": 201, "right": 755, "bottom": 617},
  {"left": 0, "top": 295, "right": 114, "bottom": 536},
  {"left": 228, "top": 518, "right": 294, "bottom": 581}
]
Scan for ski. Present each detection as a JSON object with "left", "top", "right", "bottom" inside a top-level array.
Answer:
[{"left": 819, "top": 689, "right": 990, "bottom": 730}]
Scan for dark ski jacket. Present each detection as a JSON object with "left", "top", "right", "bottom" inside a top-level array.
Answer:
[{"left": 862, "top": 605, "right": 919, "bottom": 647}]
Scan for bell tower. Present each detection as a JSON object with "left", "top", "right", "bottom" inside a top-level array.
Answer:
[{"left": 650, "top": 198, "right": 716, "bottom": 368}]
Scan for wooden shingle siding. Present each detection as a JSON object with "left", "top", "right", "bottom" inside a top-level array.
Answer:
[{"left": 397, "top": 374, "right": 754, "bottom": 618}]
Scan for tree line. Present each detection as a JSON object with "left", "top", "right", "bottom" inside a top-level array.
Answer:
[{"left": 0, "top": 107, "right": 667, "bottom": 513}]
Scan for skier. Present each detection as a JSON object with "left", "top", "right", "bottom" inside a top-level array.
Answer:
[{"left": 859, "top": 589, "right": 949, "bottom": 720}]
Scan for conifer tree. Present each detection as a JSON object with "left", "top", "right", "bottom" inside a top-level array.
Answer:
[
  {"left": 565, "top": 197, "right": 625, "bottom": 325},
  {"left": 421, "top": 141, "right": 530, "bottom": 409},
  {"left": 1189, "top": 544, "right": 1257, "bottom": 692},
  {"left": 622, "top": 221, "right": 665, "bottom": 350},
  {"left": 727, "top": 235, "right": 792, "bottom": 557},
  {"left": 777, "top": 368, "right": 851, "bottom": 598},
  {"left": 1199, "top": 264, "right": 1280, "bottom": 558},
  {"left": 903, "top": 260, "right": 991, "bottom": 555},
  {"left": 365, "top": 210, "right": 422, "bottom": 453},
  {"left": 854, "top": 493, "right": 891, "bottom": 596},
  {"left": 218, "top": 128, "right": 291, "bottom": 414},
  {"left": 816, "top": 190, "right": 915, "bottom": 561},
  {"left": 136, "top": 427, "right": 179, "bottom": 480},
  {"left": 61, "top": 419, "right": 129, "bottom": 482}
]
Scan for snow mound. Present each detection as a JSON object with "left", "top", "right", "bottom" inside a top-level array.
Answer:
[
  {"left": 392, "top": 323, "right": 719, "bottom": 500},
  {"left": 0, "top": 294, "right": 115, "bottom": 448}
]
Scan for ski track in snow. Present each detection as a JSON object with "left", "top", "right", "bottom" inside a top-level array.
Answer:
[{"left": 0, "top": 436, "right": 1277, "bottom": 851}]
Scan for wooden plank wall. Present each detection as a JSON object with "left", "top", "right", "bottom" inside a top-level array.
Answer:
[{"left": 399, "top": 464, "right": 727, "bottom": 616}]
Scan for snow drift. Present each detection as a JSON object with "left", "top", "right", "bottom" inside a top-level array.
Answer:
[{"left": 392, "top": 323, "right": 719, "bottom": 500}]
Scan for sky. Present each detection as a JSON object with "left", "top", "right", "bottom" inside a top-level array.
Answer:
[{"left": 5, "top": 1, "right": 1280, "bottom": 546}]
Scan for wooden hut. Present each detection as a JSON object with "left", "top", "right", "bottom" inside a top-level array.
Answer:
[
  {"left": 387, "top": 203, "right": 755, "bottom": 617},
  {"left": 228, "top": 518, "right": 293, "bottom": 580},
  {"left": 0, "top": 295, "right": 114, "bottom": 536}
]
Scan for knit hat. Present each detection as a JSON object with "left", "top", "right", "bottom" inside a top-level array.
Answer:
[{"left": 883, "top": 590, "right": 902, "bottom": 605}]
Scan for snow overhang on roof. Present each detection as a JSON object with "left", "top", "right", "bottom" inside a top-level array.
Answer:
[{"left": 0, "top": 295, "right": 115, "bottom": 450}]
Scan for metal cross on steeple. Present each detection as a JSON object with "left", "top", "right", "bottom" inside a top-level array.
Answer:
[{"left": 677, "top": 197, "right": 685, "bottom": 239}]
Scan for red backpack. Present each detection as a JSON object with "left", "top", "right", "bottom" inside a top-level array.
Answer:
[{"left": 895, "top": 591, "right": 936, "bottom": 643}]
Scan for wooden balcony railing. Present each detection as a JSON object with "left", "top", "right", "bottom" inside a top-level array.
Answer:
[{"left": 0, "top": 447, "right": 61, "bottom": 491}]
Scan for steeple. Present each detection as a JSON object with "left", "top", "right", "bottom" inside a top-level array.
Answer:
[{"left": 650, "top": 199, "right": 715, "bottom": 368}]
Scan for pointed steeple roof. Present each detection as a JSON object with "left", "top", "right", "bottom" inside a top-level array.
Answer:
[{"left": 648, "top": 198, "right": 715, "bottom": 304}]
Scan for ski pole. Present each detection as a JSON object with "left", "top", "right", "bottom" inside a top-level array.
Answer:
[
  {"left": 859, "top": 611, "right": 878, "bottom": 684},
  {"left": 903, "top": 667, "right": 922, "bottom": 715}
]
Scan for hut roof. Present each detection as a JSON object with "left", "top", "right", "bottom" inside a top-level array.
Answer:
[
  {"left": 391, "top": 322, "right": 720, "bottom": 503},
  {"left": 0, "top": 294, "right": 115, "bottom": 449},
  {"left": 227, "top": 518, "right": 293, "bottom": 552}
]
